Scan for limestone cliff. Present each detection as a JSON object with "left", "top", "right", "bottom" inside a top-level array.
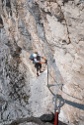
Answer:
[{"left": 0, "top": 0, "right": 84, "bottom": 125}]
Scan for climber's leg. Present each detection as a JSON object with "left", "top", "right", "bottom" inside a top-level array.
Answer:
[{"left": 35, "top": 63, "right": 41, "bottom": 76}]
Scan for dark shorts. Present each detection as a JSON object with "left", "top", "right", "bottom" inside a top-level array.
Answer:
[{"left": 35, "top": 63, "right": 42, "bottom": 71}]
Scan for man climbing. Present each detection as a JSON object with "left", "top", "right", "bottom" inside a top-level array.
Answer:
[{"left": 29, "top": 52, "right": 47, "bottom": 76}]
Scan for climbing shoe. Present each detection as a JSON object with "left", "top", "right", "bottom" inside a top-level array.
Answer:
[
  {"left": 40, "top": 70, "right": 43, "bottom": 73},
  {"left": 37, "top": 72, "right": 39, "bottom": 76}
]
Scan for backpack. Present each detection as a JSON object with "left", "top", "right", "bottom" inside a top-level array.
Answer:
[
  {"left": 29, "top": 54, "right": 35, "bottom": 61},
  {"left": 29, "top": 53, "right": 41, "bottom": 63}
]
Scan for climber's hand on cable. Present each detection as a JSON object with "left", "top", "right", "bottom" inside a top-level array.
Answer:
[{"left": 45, "top": 59, "right": 47, "bottom": 64}]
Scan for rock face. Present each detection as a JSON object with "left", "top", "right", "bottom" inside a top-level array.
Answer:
[{"left": 0, "top": 0, "right": 84, "bottom": 125}]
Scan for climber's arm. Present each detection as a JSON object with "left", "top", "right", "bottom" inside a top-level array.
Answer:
[
  {"left": 41, "top": 57, "right": 47, "bottom": 64},
  {"left": 41, "top": 56, "right": 46, "bottom": 60},
  {"left": 39, "top": 60, "right": 47, "bottom": 64}
]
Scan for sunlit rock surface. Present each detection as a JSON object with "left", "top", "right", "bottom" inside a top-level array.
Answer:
[{"left": 0, "top": 0, "right": 84, "bottom": 125}]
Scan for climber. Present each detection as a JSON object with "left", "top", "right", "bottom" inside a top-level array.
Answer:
[{"left": 29, "top": 52, "right": 47, "bottom": 76}]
